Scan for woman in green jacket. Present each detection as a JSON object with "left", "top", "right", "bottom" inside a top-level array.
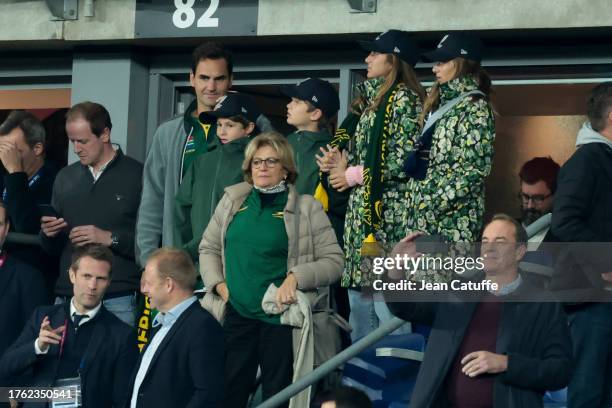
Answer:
[
  {"left": 199, "top": 132, "right": 343, "bottom": 408},
  {"left": 324, "top": 30, "right": 425, "bottom": 340},
  {"left": 404, "top": 33, "right": 495, "bottom": 282}
]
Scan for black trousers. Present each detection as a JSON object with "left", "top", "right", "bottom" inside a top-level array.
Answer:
[{"left": 224, "top": 303, "right": 294, "bottom": 408}]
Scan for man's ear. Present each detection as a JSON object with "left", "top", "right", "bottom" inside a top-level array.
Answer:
[
  {"left": 33, "top": 142, "right": 44, "bottom": 157},
  {"left": 69, "top": 268, "right": 77, "bottom": 285},
  {"left": 189, "top": 70, "right": 195, "bottom": 88},
  {"left": 100, "top": 128, "right": 111, "bottom": 143},
  {"left": 515, "top": 243, "right": 527, "bottom": 263}
]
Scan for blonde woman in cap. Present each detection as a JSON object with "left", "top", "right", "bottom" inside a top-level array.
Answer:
[
  {"left": 402, "top": 33, "right": 495, "bottom": 282},
  {"left": 319, "top": 29, "right": 425, "bottom": 340}
]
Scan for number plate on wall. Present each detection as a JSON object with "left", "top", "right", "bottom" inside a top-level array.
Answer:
[{"left": 135, "top": 0, "right": 258, "bottom": 38}]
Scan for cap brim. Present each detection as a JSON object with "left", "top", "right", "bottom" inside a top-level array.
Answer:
[
  {"left": 421, "top": 48, "right": 456, "bottom": 63},
  {"left": 279, "top": 84, "right": 301, "bottom": 99},
  {"left": 358, "top": 40, "right": 385, "bottom": 53}
]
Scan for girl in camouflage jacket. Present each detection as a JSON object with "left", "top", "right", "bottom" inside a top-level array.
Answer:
[
  {"left": 326, "top": 30, "right": 425, "bottom": 290},
  {"left": 406, "top": 33, "right": 495, "bottom": 283}
]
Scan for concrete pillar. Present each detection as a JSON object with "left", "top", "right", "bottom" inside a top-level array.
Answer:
[{"left": 70, "top": 52, "right": 148, "bottom": 163}]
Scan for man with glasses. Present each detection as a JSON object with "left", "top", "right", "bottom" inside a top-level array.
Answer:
[{"left": 517, "top": 156, "right": 560, "bottom": 244}]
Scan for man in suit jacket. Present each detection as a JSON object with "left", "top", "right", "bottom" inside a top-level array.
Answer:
[
  {"left": 0, "top": 201, "right": 47, "bottom": 367},
  {"left": 0, "top": 245, "right": 137, "bottom": 408},
  {"left": 385, "top": 214, "right": 572, "bottom": 408},
  {"left": 128, "top": 247, "right": 224, "bottom": 408}
]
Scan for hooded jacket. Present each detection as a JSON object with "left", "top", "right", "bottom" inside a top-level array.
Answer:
[
  {"left": 174, "top": 137, "right": 250, "bottom": 261},
  {"left": 550, "top": 122, "right": 612, "bottom": 298}
]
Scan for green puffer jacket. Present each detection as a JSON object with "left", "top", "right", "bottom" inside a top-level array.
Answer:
[
  {"left": 174, "top": 137, "right": 250, "bottom": 261},
  {"left": 407, "top": 76, "right": 495, "bottom": 245},
  {"left": 342, "top": 77, "right": 422, "bottom": 288}
]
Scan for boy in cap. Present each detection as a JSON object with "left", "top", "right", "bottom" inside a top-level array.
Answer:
[
  {"left": 174, "top": 92, "right": 260, "bottom": 261},
  {"left": 281, "top": 77, "right": 340, "bottom": 197}
]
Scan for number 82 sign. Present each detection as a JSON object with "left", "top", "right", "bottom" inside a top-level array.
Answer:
[{"left": 135, "top": 0, "right": 258, "bottom": 38}]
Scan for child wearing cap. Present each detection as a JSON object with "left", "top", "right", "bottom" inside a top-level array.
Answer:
[
  {"left": 174, "top": 92, "right": 260, "bottom": 260},
  {"left": 318, "top": 30, "right": 426, "bottom": 340},
  {"left": 404, "top": 33, "right": 495, "bottom": 250},
  {"left": 281, "top": 78, "right": 347, "bottom": 239}
]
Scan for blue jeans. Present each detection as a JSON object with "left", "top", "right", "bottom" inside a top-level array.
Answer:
[
  {"left": 347, "top": 289, "right": 411, "bottom": 342},
  {"left": 55, "top": 293, "right": 137, "bottom": 327},
  {"left": 567, "top": 302, "right": 612, "bottom": 408}
]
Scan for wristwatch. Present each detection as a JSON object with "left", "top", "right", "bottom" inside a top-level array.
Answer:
[{"left": 110, "top": 233, "right": 119, "bottom": 248}]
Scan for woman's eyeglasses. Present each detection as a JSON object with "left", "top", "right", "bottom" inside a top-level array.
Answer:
[{"left": 252, "top": 158, "right": 280, "bottom": 169}]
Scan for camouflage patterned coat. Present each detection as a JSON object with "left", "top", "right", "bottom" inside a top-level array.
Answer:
[
  {"left": 342, "top": 78, "right": 422, "bottom": 288},
  {"left": 407, "top": 76, "right": 495, "bottom": 247}
]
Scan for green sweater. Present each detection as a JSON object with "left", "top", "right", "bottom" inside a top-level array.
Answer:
[
  {"left": 174, "top": 137, "right": 249, "bottom": 260},
  {"left": 182, "top": 103, "right": 218, "bottom": 177},
  {"left": 225, "top": 189, "right": 289, "bottom": 324},
  {"left": 287, "top": 130, "right": 332, "bottom": 195}
]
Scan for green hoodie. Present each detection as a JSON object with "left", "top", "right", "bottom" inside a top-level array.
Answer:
[
  {"left": 287, "top": 129, "right": 332, "bottom": 195},
  {"left": 174, "top": 136, "right": 250, "bottom": 260}
]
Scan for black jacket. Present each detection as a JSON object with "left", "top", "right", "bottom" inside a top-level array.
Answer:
[
  {"left": 2, "top": 162, "right": 59, "bottom": 293},
  {"left": 0, "top": 304, "right": 137, "bottom": 408},
  {"left": 0, "top": 255, "right": 46, "bottom": 360},
  {"left": 127, "top": 301, "right": 225, "bottom": 408},
  {"left": 551, "top": 142, "right": 612, "bottom": 298},
  {"left": 386, "top": 280, "right": 573, "bottom": 408},
  {"left": 40, "top": 149, "right": 143, "bottom": 295}
]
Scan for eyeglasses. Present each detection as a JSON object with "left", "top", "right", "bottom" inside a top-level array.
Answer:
[
  {"left": 252, "top": 158, "right": 280, "bottom": 169},
  {"left": 518, "top": 192, "right": 552, "bottom": 205}
]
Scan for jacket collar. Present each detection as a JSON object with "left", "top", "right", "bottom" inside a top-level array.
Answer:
[
  {"left": 439, "top": 75, "right": 480, "bottom": 103},
  {"left": 225, "top": 182, "right": 300, "bottom": 214}
]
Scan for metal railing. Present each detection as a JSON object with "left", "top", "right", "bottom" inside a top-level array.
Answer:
[{"left": 257, "top": 214, "right": 551, "bottom": 407}]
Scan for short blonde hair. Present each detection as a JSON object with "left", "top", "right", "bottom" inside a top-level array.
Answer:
[
  {"left": 242, "top": 131, "right": 298, "bottom": 184},
  {"left": 148, "top": 247, "right": 197, "bottom": 291}
]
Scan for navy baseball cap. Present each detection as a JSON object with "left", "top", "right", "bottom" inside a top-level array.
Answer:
[
  {"left": 280, "top": 78, "right": 340, "bottom": 118},
  {"left": 200, "top": 92, "right": 261, "bottom": 123},
  {"left": 358, "top": 29, "right": 420, "bottom": 67},
  {"left": 422, "top": 33, "right": 484, "bottom": 63}
]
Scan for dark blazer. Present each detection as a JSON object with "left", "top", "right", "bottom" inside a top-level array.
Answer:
[
  {"left": 127, "top": 301, "right": 225, "bottom": 408},
  {"left": 386, "top": 279, "right": 573, "bottom": 408},
  {"left": 0, "top": 256, "right": 47, "bottom": 361},
  {"left": 0, "top": 304, "right": 137, "bottom": 408}
]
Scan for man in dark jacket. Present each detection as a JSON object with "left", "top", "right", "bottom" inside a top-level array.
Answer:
[
  {"left": 40, "top": 101, "right": 143, "bottom": 326},
  {"left": 0, "top": 245, "right": 137, "bottom": 408},
  {"left": 127, "top": 248, "right": 224, "bottom": 408},
  {"left": 386, "top": 214, "right": 572, "bottom": 408},
  {"left": 551, "top": 81, "right": 612, "bottom": 408},
  {"left": 0, "top": 201, "right": 46, "bottom": 362},
  {"left": 0, "top": 110, "right": 59, "bottom": 295}
]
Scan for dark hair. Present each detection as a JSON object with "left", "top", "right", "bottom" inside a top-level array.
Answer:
[
  {"left": 148, "top": 247, "right": 198, "bottom": 291},
  {"left": 419, "top": 57, "right": 491, "bottom": 126},
  {"left": 70, "top": 244, "right": 113, "bottom": 276},
  {"left": 587, "top": 81, "right": 612, "bottom": 132},
  {"left": 222, "top": 115, "right": 254, "bottom": 129},
  {"left": 66, "top": 101, "right": 112, "bottom": 138},
  {"left": 519, "top": 156, "right": 560, "bottom": 194},
  {"left": 0, "top": 110, "right": 46, "bottom": 148},
  {"left": 191, "top": 42, "right": 233, "bottom": 77},
  {"left": 321, "top": 386, "right": 372, "bottom": 408},
  {"left": 486, "top": 213, "right": 528, "bottom": 245}
]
